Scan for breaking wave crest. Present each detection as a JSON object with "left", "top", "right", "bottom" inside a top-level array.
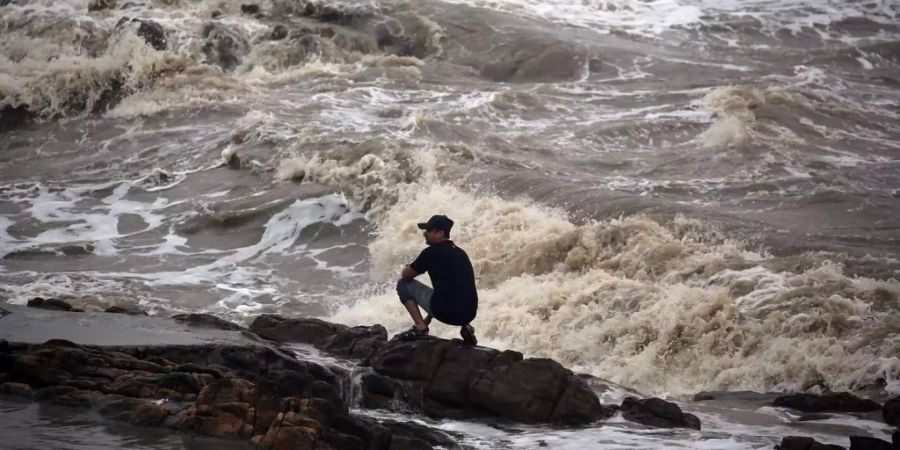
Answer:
[{"left": 280, "top": 147, "right": 900, "bottom": 395}]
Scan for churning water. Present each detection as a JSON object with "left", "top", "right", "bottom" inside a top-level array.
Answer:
[{"left": 2, "top": 0, "right": 900, "bottom": 446}]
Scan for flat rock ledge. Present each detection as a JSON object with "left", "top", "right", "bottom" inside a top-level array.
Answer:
[{"left": 249, "top": 314, "right": 694, "bottom": 428}]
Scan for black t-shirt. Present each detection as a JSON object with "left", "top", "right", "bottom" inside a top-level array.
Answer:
[{"left": 409, "top": 240, "right": 478, "bottom": 326}]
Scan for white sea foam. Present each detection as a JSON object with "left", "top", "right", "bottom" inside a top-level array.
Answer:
[{"left": 294, "top": 146, "right": 900, "bottom": 395}]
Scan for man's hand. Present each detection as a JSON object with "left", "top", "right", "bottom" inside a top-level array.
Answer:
[{"left": 401, "top": 265, "right": 418, "bottom": 280}]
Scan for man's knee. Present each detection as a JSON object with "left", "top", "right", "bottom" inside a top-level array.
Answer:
[{"left": 396, "top": 278, "right": 414, "bottom": 303}]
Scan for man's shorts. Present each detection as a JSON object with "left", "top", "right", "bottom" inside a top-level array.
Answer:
[{"left": 396, "top": 279, "right": 433, "bottom": 315}]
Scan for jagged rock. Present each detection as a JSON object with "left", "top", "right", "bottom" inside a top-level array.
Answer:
[
  {"left": 172, "top": 313, "right": 243, "bottom": 331},
  {"left": 381, "top": 420, "right": 461, "bottom": 450},
  {"left": 0, "top": 382, "right": 33, "bottom": 399},
  {"left": 883, "top": 396, "right": 900, "bottom": 426},
  {"left": 849, "top": 436, "right": 891, "bottom": 450},
  {"left": 249, "top": 314, "right": 387, "bottom": 359},
  {"left": 360, "top": 372, "right": 405, "bottom": 410},
  {"left": 620, "top": 397, "right": 701, "bottom": 430},
  {"left": 773, "top": 393, "right": 881, "bottom": 413},
  {"left": 116, "top": 18, "right": 167, "bottom": 51},
  {"left": 105, "top": 305, "right": 149, "bottom": 316},
  {"left": 88, "top": 0, "right": 116, "bottom": 11},
  {"left": 27, "top": 298, "right": 74, "bottom": 311},
  {"left": 1, "top": 338, "right": 460, "bottom": 450},
  {"left": 775, "top": 436, "right": 845, "bottom": 450},
  {"left": 98, "top": 396, "right": 174, "bottom": 426},
  {"left": 369, "top": 339, "right": 609, "bottom": 425},
  {"left": 201, "top": 22, "right": 249, "bottom": 70}
]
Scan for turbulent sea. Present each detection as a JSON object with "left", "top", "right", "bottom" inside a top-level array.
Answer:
[{"left": 1, "top": 0, "right": 900, "bottom": 447}]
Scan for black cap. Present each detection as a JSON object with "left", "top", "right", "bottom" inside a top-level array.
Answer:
[{"left": 417, "top": 215, "right": 454, "bottom": 233}]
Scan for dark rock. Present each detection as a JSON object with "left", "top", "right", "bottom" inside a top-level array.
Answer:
[
  {"left": 797, "top": 413, "right": 833, "bottom": 421},
  {"left": 692, "top": 390, "right": 779, "bottom": 404},
  {"left": 427, "top": 345, "right": 499, "bottom": 405},
  {"left": 250, "top": 314, "right": 340, "bottom": 345},
  {"left": 0, "top": 105, "right": 33, "bottom": 130},
  {"left": 370, "top": 338, "right": 453, "bottom": 381},
  {"left": 849, "top": 436, "right": 891, "bottom": 450},
  {"left": 172, "top": 313, "right": 243, "bottom": 331},
  {"left": 773, "top": 393, "right": 881, "bottom": 413},
  {"left": 201, "top": 22, "right": 249, "bottom": 71},
  {"left": 321, "top": 324, "right": 387, "bottom": 359},
  {"left": 225, "top": 152, "right": 241, "bottom": 169},
  {"left": 360, "top": 372, "right": 406, "bottom": 410},
  {"left": 0, "top": 382, "right": 33, "bottom": 399},
  {"left": 250, "top": 314, "right": 387, "bottom": 359},
  {"left": 101, "top": 397, "right": 174, "bottom": 426},
  {"left": 775, "top": 436, "right": 845, "bottom": 450},
  {"left": 883, "top": 396, "right": 900, "bottom": 426},
  {"left": 27, "top": 297, "right": 74, "bottom": 311},
  {"left": 381, "top": 420, "right": 461, "bottom": 450},
  {"left": 469, "top": 358, "right": 574, "bottom": 424},
  {"left": 240, "top": 3, "right": 259, "bottom": 14},
  {"left": 116, "top": 18, "right": 167, "bottom": 51},
  {"left": 88, "top": 0, "right": 116, "bottom": 11},
  {"left": 893, "top": 430, "right": 899, "bottom": 448},
  {"left": 271, "top": 24, "right": 288, "bottom": 41},
  {"left": 105, "top": 305, "right": 149, "bottom": 316},
  {"left": 620, "top": 397, "right": 701, "bottom": 430}
]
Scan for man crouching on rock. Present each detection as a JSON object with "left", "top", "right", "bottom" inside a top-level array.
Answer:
[{"left": 396, "top": 214, "right": 478, "bottom": 345}]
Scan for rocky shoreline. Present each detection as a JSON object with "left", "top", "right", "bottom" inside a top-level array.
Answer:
[{"left": 1, "top": 301, "right": 898, "bottom": 449}]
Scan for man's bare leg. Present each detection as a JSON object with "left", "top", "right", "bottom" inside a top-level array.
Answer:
[{"left": 402, "top": 300, "right": 428, "bottom": 331}]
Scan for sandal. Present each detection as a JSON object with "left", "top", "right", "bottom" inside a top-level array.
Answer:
[
  {"left": 395, "top": 325, "right": 429, "bottom": 341},
  {"left": 460, "top": 324, "right": 477, "bottom": 346}
]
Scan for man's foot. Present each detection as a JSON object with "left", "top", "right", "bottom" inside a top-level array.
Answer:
[
  {"left": 395, "top": 325, "right": 429, "bottom": 341},
  {"left": 460, "top": 324, "right": 477, "bottom": 346}
]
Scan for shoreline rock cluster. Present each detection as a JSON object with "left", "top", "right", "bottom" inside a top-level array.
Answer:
[{"left": 3, "top": 300, "right": 898, "bottom": 449}]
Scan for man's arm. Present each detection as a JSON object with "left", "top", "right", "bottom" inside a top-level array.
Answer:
[{"left": 401, "top": 265, "right": 418, "bottom": 280}]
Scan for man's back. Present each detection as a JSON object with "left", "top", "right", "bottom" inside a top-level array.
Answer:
[{"left": 410, "top": 240, "right": 478, "bottom": 326}]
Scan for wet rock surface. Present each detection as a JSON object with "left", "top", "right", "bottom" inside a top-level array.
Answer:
[
  {"left": 775, "top": 436, "right": 846, "bottom": 450},
  {"left": 27, "top": 297, "right": 78, "bottom": 311},
  {"left": 884, "top": 396, "right": 900, "bottom": 426},
  {"left": 252, "top": 315, "right": 614, "bottom": 425},
  {"left": 171, "top": 313, "right": 244, "bottom": 331},
  {"left": 773, "top": 392, "right": 882, "bottom": 413},
  {"left": 620, "top": 396, "right": 701, "bottom": 430},
  {"left": 0, "top": 336, "right": 458, "bottom": 449},
  {"left": 848, "top": 436, "right": 892, "bottom": 450}
]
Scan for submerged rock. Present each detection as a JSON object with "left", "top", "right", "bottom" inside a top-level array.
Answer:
[
  {"left": 201, "top": 22, "right": 249, "bottom": 71},
  {"left": 116, "top": 18, "right": 167, "bottom": 51},
  {"left": 171, "top": 313, "right": 243, "bottom": 331},
  {"left": 88, "top": 0, "right": 116, "bottom": 11},
  {"left": 620, "top": 397, "right": 701, "bottom": 430},
  {"left": 27, "top": 298, "right": 75, "bottom": 312},
  {"left": 104, "top": 305, "right": 149, "bottom": 316},
  {"left": 883, "top": 396, "right": 900, "bottom": 426},
  {"left": 848, "top": 436, "right": 892, "bottom": 450},
  {"left": 773, "top": 393, "right": 881, "bottom": 413},
  {"left": 240, "top": 3, "right": 260, "bottom": 14},
  {"left": 775, "top": 436, "right": 845, "bottom": 450}
]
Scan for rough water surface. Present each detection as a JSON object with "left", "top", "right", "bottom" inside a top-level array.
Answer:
[{"left": 1, "top": 1, "right": 899, "bottom": 446}]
